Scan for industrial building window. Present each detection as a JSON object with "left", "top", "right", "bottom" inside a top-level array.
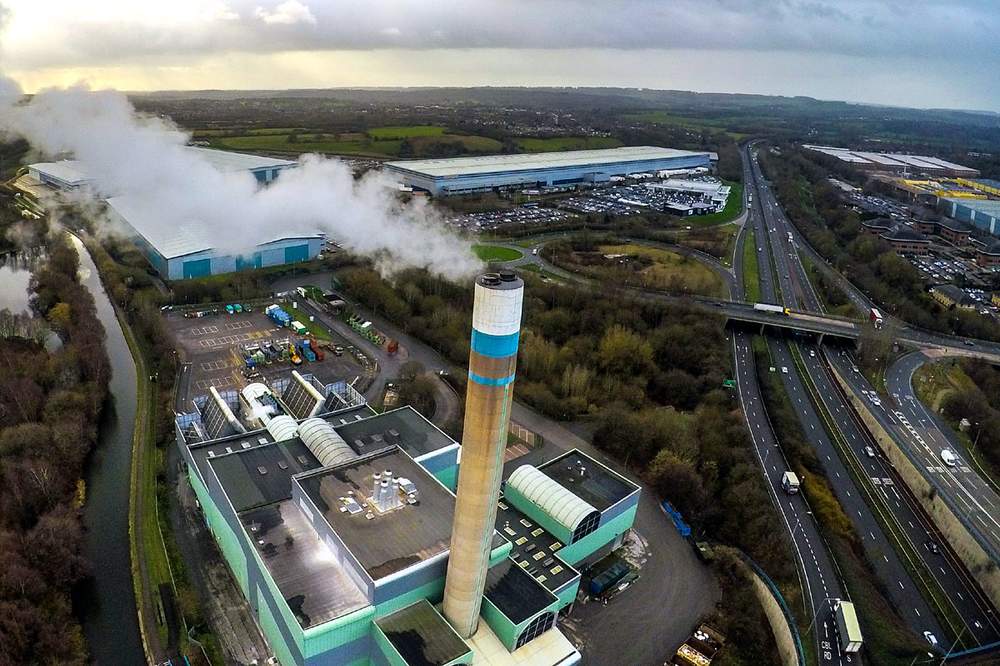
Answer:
[
  {"left": 516, "top": 612, "right": 556, "bottom": 650},
  {"left": 572, "top": 511, "right": 601, "bottom": 543}
]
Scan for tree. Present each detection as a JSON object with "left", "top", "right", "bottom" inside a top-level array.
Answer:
[
  {"left": 597, "top": 324, "right": 653, "bottom": 378},
  {"left": 46, "top": 302, "right": 72, "bottom": 336}
]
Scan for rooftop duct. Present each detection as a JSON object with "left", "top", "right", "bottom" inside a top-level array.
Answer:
[{"left": 298, "top": 417, "right": 358, "bottom": 468}]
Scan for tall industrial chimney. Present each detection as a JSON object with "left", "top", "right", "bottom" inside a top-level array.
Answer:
[{"left": 443, "top": 270, "right": 524, "bottom": 638}]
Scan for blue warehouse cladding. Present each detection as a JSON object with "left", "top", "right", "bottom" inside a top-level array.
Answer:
[{"left": 384, "top": 145, "right": 715, "bottom": 196}]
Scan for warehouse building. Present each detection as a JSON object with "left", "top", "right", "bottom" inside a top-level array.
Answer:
[
  {"left": 174, "top": 276, "right": 641, "bottom": 665},
  {"left": 941, "top": 198, "right": 1000, "bottom": 238},
  {"left": 384, "top": 146, "right": 714, "bottom": 196},
  {"left": 25, "top": 147, "right": 296, "bottom": 191},
  {"left": 802, "top": 145, "right": 978, "bottom": 177},
  {"left": 105, "top": 195, "right": 323, "bottom": 280}
]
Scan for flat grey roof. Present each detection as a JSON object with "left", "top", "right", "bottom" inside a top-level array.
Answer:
[
  {"left": 335, "top": 406, "right": 456, "bottom": 459},
  {"left": 484, "top": 558, "right": 557, "bottom": 625},
  {"left": 296, "top": 447, "right": 460, "bottom": 580},
  {"left": 240, "top": 500, "right": 368, "bottom": 628},
  {"left": 28, "top": 161, "right": 89, "bottom": 185},
  {"left": 209, "top": 439, "right": 321, "bottom": 512},
  {"left": 375, "top": 600, "right": 471, "bottom": 666},
  {"left": 187, "top": 146, "right": 297, "bottom": 172},
  {"left": 384, "top": 146, "right": 712, "bottom": 179},
  {"left": 537, "top": 450, "right": 639, "bottom": 512}
]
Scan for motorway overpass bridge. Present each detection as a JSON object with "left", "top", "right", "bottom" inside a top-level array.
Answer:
[{"left": 713, "top": 301, "right": 1000, "bottom": 364}]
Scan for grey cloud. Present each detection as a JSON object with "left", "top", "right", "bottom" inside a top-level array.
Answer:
[{"left": 2, "top": 0, "right": 999, "bottom": 70}]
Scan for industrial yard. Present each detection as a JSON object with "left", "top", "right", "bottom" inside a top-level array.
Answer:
[{"left": 166, "top": 303, "right": 371, "bottom": 410}]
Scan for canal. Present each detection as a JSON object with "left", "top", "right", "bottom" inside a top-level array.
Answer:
[{"left": 70, "top": 234, "right": 145, "bottom": 664}]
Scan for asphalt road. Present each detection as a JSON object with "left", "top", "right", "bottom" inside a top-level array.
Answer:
[
  {"left": 739, "top": 144, "right": 854, "bottom": 664},
  {"left": 748, "top": 142, "right": 1000, "bottom": 651}
]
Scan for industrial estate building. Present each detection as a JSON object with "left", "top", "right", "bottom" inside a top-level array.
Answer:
[
  {"left": 104, "top": 196, "right": 323, "bottom": 280},
  {"left": 18, "top": 148, "right": 320, "bottom": 280},
  {"left": 26, "top": 147, "right": 296, "bottom": 189},
  {"left": 175, "top": 273, "right": 640, "bottom": 666},
  {"left": 384, "top": 146, "right": 714, "bottom": 196},
  {"left": 941, "top": 198, "right": 1000, "bottom": 238},
  {"left": 802, "top": 145, "right": 979, "bottom": 177}
]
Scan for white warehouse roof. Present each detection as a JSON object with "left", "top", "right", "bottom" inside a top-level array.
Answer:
[
  {"left": 506, "top": 464, "right": 598, "bottom": 534},
  {"left": 28, "top": 148, "right": 296, "bottom": 188},
  {"left": 385, "top": 146, "right": 713, "bottom": 179},
  {"left": 105, "top": 195, "right": 322, "bottom": 260}
]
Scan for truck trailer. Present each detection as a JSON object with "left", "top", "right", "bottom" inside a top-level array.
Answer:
[
  {"left": 834, "top": 599, "right": 863, "bottom": 653},
  {"left": 753, "top": 302, "right": 789, "bottom": 315},
  {"left": 781, "top": 471, "right": 801, "bottom": 495},
  {"left": 869, "top": 308, "right": 884, "bottom": 329}
]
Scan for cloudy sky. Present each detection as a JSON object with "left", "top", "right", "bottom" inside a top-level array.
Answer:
[{"left": 1, "top": 0, "right": 998, "bottom": 111}]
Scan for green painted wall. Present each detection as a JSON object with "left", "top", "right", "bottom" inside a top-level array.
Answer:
[
  {"left": 304, "top": 606, "right": 375, "bottom": 659},
  {"left": 189, "top": 469, "right": 250, "bottom": 596},
  {"left": 556, "top": 504, "right": 637, "bottom": 565},
  {"left": 554, "top": 578, "right": 580, "bottom": 610},
  {"left": 434, "top": 465, "right": 458, "bottom": 492},
  {"left": 480, "top": 596, "right": 519, "bottom": 650},
  {"left": 372, "top": 623, "right": 408, "bottom": 666},
  {"left": 503, "top": 485, "right": 574, "bottom": 545},
  {"left": 260, "top": 591, "right": 299, "bottom": 666},
  {"left": 376, "top": 576, "right": 446, "bottom": 619}
]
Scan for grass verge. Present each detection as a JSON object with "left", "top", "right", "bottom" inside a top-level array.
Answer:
[
  {"left": 472, "top": 243, "right": 524, "bottom": 262},
  {"left": 689, "top": 183, "right": 744, "bottom": 227},
  {"left": 743, "top": 226, "right": 761, "bottom": 302}
]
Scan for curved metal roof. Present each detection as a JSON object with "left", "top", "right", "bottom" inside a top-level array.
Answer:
[
  {"left": 266, "top": 414, "right": 299, "bottom": 443},
  {"left": 299, "top": 418, "right": 358, "bottom": 468},
  {"left": 506, "top": 464, "right": 598, "bottom": 534}
]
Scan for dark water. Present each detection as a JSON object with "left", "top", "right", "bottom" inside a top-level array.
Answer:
[{"left": 70, "top": 235, "right": 145, "bottom": 665}]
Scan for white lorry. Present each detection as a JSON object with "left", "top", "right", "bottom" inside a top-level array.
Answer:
[
  {"left": 833, "top": 599, "right": 863, "bottom": 653},
  {"left": 781, "top": 471, "right": 801, "bottom": 494}
]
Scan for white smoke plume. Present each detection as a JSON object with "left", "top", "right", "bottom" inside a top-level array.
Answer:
[{"left": 0, "top": 78, "right": 482, "bottom": 280}]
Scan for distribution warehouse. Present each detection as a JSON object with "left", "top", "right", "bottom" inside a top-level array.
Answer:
[
  {"left": 18, "top": 148, "right": 323, "bottom": 280},
  {"left": 941, "top": 198, "right": 1000, "bottom": 237},
  {"left": 383, "top": 146, "right": 715, "bottom": 196},
  {"left": 175, "top": 273, "right": 640, "bottom": 665}
]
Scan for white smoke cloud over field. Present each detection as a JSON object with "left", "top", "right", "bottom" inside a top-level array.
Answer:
[{"left": 0, "top": 78, "right": 481, "bottom": 280}]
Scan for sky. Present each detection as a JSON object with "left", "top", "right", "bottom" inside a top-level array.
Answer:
[{"left": 1, "top": 0, "right": 998, "bottom": 111}]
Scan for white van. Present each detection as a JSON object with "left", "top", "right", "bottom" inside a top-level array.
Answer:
[{"left": 940, "top": 449, "right": 957, "bottom": 467}]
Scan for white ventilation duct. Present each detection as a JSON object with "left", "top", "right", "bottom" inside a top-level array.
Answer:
[{"left": 298, "top": 417, "right": 359, "bottom": 468}]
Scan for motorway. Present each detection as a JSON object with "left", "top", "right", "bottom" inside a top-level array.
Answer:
[
  {"left": 733, "top": 145, "right": 855, "bottom": 665},
  {"left": 746, "top": 142, "right": 1000, "bottom": 651}
]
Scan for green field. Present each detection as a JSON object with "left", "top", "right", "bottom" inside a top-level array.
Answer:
[
  {"left": 515, "top": 136, "right": 622, "bottom": 152},
  {"left": 209, "top": 133, "right": 403, "bottom": 156},
  {"left": 473, "top": 244, "right": 523, "bottom": 262},
  {"left": 596, "top": 243, "right": 724, "bottom": 297},
  {"left": 743, "top": 227, "right": 761, "bottom": 302},
  {"left": 368, "top": 125, "right": 448, "bottom": 139},
  {"left": 687, "top": 182, "right": 744, "bottom": 227}
]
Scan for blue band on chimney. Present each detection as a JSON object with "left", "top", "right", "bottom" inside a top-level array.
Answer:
[
  {"left": 470, "top": 329, "right": 519, "bottom": 358},
  {"left": 468, "top": 371, "right": 516, "bottom": 387}
]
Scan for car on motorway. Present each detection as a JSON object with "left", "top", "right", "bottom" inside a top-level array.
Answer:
[
  {"left": 964, "top": 340, "right": 975, "bottom": 347},
  {"left": 809, "top": 349, "right": 816, "bottom": 358},
  {"left": 925, "top": 540, "right": 940, "bottom": 555},
  {"left": 781, "top": 366, "right": 788, "bottom": 374},
  {"left": 923, "top": 631, "right": 938, "bottom": 648},
  {"left": 940, "top": 449, "right": 957, "bottom": 467},
  {"left": 864, "top": 446, "right": 876, "bottom": 458}
]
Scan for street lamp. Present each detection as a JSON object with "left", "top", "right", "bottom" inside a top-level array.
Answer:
[{"left": 805, "top": 596, "right": 838, "bottom": 636}]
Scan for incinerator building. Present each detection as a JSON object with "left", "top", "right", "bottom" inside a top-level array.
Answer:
[
  {"left": 174, "top": 273, "right": 640, "bottom": 666},
  {"left": 383, "top": 146, "right": 714, "bottom": 196}
]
